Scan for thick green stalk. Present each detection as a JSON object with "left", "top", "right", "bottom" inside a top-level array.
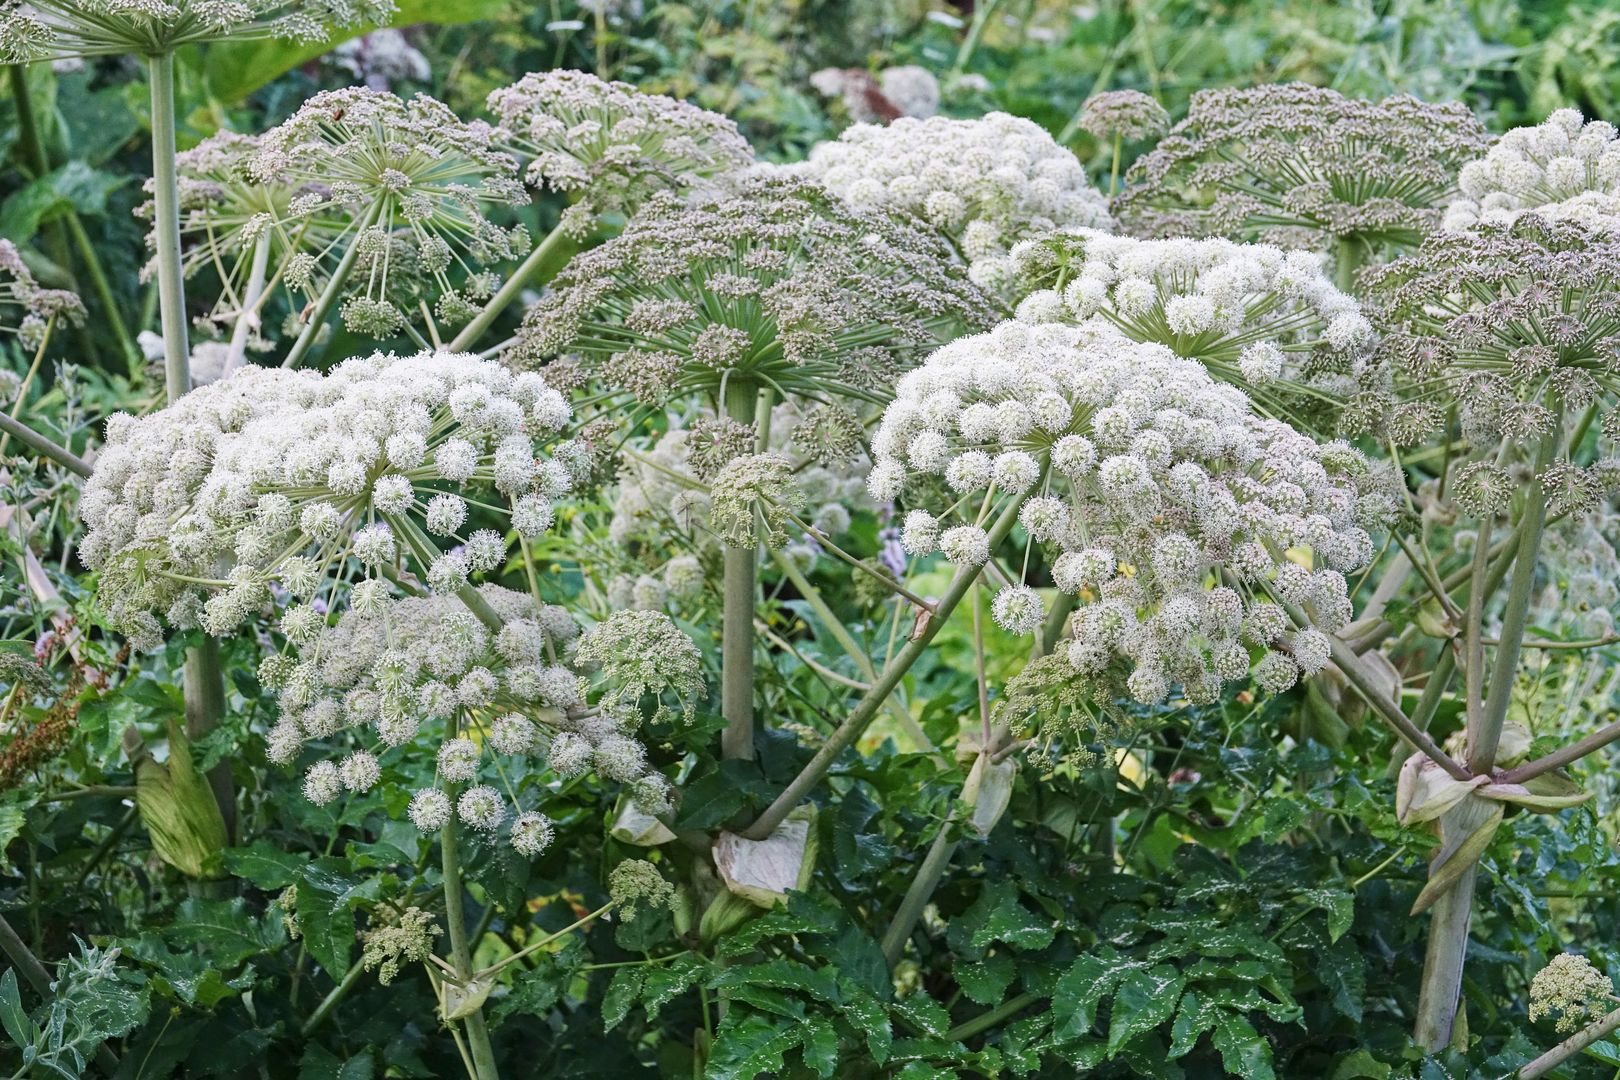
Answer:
[
  {"left": 720, "top": 379, "right": 758, "bottom": 761},
  {"left": 441, "top": 792, "right": 500, "bottom": 1078},
  {"left": 183, "top": 636, "right": 232, "bottom": 839},
  {"left": 446, "top": 226, "right": 570, "bottom": 353},
  {"left": 880, "top": 815, "right": 959, "bottom": 966},
  {"left": 223, "top": 231, "right": 272, "bottom": 378},
  {"left": 148, "top": 54, "right": 190, "bottom": 401},
  {"left": 742, "top": 493, "right": 1031, "bottom": 840},
  {"left": 1414, "top": 865, "right": 1477, "bottom": 1052},
  {"left": 281, "top": 201, "right": 382, "bottom": 370},
  {"left": 300, "top": 961, "right": 367, "bottom": 1037},
  {"left": 1334, "top": 236, "right": 1362, "bottom": 296},
  {"left": 0, "top": 410, "right": 89, "bottom": 477}
]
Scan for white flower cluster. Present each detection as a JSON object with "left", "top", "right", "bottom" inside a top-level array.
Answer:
[
  {"left": 0, "top": 0, "right": 393, "bottom": 61},
  {"left": 486, "top": 69, "right": 753, "bottom": 222},
  {"left": 266, "top": 585, "right": 675, "bottom": 853},
  {"left": 1446, "top": 109, "right": 1620, "bottom": 234},
  {"left": 79, "top": 350, "right": 577, "bottom": 650},
  {"left": 792, "top": 113, "right": 1113, "bottom": 296},
  {"left": 870, "top": 321, "right": 1394, "bottom": 704},
  {"left": 1009, "top": 229, "right": 1378, "bottom": 417}
]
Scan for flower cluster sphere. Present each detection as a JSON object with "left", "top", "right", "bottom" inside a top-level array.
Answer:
[{"left": 1445, "top": 109, "right": 1620, "bottom": 234}]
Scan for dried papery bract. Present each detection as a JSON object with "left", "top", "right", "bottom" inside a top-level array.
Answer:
[
  {"left": 870, "top": 321, "right": 1395, "bottom": 719},
  {"left": 77, "top": 350, "right": 578, "bottom": 650},
  {"left": 1008, "top": 228, "right": 1380, "bottom": 429},
  {"left": 251, "top": 88, "right": 531, "bottom": 357},
  {"left": 511, "top": 173, "right": 998, "bottom": 405},
  {"left": 1445, "top": 109, "right": 1620, "bottom": 234},
  {"left": 1118, "top": 84, "right": 1489, "bottom": 260},
  {"left": 0, "top": 0, "right": 393, "bottom": 59},
  {"left": 789, "top": 113, "right": 1112, "bottom": 298},
  {"left": 486, "top": 69, "right": 753, "bottom": 223},
  {"left": 1365, "top": 213, "right": 1620, "bottom": 475}
]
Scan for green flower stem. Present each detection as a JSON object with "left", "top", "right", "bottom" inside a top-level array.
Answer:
[
  {"left": 0, "top": 311, "right": 57, "bottom": 458},
  {"left": 1037, "top": 592, "right": 1077, "bottom": 659},
  {"left": 769, "top": 549, "right": 942, "bottom": 760},
  {"left": 1472, "top": 435, "right": 1556, "bottom": 774},
  {"left": 1413, "top": 823, "right": 1484, "bottom": 1051},
  {"left": 300, "top": 959, "right": 367, "bottom": 1037},
  {"left": 473, "top": 902, "right": 612, "bottom": 981},
  {"left": 1521, "top": 1004, "right": 1620, "bottom": 1079},
  {"left": 720, "top": 378, "right": 758, "bottom": 761},
  {"left": 183, "top": 635, "right": 233, "bottom": 839},
  {"left": 944, "top": 989, "right": 1043, "bottom": 1043},
  {"left": 742, "top": 492, "right": 1031, "bottom": 841},
  {"left": 447, "top": 225, "right": 572, "bottom": 353},
  {"left": 1322, "top": 627, "right": 1470, "bottom": 780},
  {"left": 781, "top": 509, "right": 936, "bottom": 611},
  {"left": 1498, "top": 719, "right": 1620, "bottom": 786},
  {"left": 223, "top": 231, "right": 272, "bottom": 378},
  {"left": 1109, "top": 132, "right": 1122, "bottom": 196},
  {"left": 148, "top": 53, "right": 190, "bottom": 402},
  {"left": 1333, "top": 236, "right": 1362, "bottom": 295},
  {"left": 953, "top": 0, "right": 1004, "bottom": 73},
  {"left": 0, "top": 409, "right": 89, "bottom": 478},
  {"left": 281, "top": 201, "right": 383, "bottom": 371},
  {"left": 440, "top": 772, "right": 500, "bottom": 1079},
  {"left": 1462, "top": 516, "right": 1494, "bottom": 741},
  {"left": 879, "top": 806, "right": 961, "bottom": 967}
]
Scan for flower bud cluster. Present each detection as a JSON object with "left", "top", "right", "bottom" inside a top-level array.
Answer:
[
  {"left": 486, "top": 69, "right": 753, "bottom": 221},
  {"left": 1529, "top": 952, "right": 1616, "bottom": 1034},
  {"left": 790, "top": 113, "right": 1112, "bottom": 297},
  {"left": 1446, "top": 109, "right": 1620, "bottom": 234},
  {"left": 0, "top": 240, "right": 84, "bottom": 348},
  {"left": 79, "top": 350, "right": 576, "bottom": 650},
  {"left": 870, "top": 321, "right": 1394, "bottom": 705},
  {"left": 1118, "top": 83, "right": 1488, "bottom": 252},
  {"left": 510, "top": 174, "right": 997, "bottom": 404}
]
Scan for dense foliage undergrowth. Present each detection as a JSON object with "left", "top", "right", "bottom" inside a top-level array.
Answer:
[{"left": 3, "top": 1, "right": 1620, "bottom": 1077}]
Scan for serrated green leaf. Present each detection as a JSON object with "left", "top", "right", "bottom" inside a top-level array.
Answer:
[
  {"left": 1107, "top": 964, "right": 1185, "bottom": 1054},
  {"left": 1051, "top": 948, "right": 1143, "bottom": 1040},
  {"left": 838, "top": 984, "right": 892, "bottom": 1064},
  {"left": 955, "top": 954, "right": 1017, "bottom": 1006},
  {"left": 952, "top": 881, "right": 1055, "bottom": 953},
  {"left": 709, "top": 958, "right": 839, "bottom": 1004},
  {"left": 892, "top": 991, "right": 951, "bottom": 1037},
  {"left": 801, "top": 1016, "right": 838, "bottom": 1077},
  {"left": 1295, "top": 887, "right": 1354, "bottom": 943},
  {"left": 706, "top": 1014, "right": 803, "bottom": 1080},
  {"left": 221, "top": 843, "right": 310, "bottom": 890},
  {"left": 640, "top": 955, "right": 707, "bottom": 1022},
  {"left": 602, "top": 966, "right": 646, "bottom": 1032},
  {"left": 1210, "top": 1012, "right": 1274, "bottom": 1080},
  {"left": 165, "top": 898, "right": 284, "bottom": 969}
]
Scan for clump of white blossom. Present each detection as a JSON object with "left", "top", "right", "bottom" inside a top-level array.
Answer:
[
  {"left": 265, "top": 584, "right": 684, "bottom": 853},
  {"left": 870, "top": 321, "right": 1396, "bottom": 707},
  {"left": 1119, "top": 84, "right": 1489, "bottom": 254},
  {"left": 0, "top": 0, "right": 393, "bottom": 60},
  {"left": 78, "top": 350, "right": 577, "bottom": 650},
  {"left": 0, "top": 239, "right": 85, "bottom": 347},
  {"left": 1529, "top": 953, "right": 1616, "bottom": 1034},
  {"left": 1009, "top": 228, "right": 1379, "bottom": 425},
  {"left": 1364, "top": 213, "right": 1620, "bottom": 470},
  {"left": 511, "top": 174, "right": 997, "bottom": 405},
  {"left": 249, "top": 87, "right": 530, "bottom": 340},
  {"left": 788, "top": 113, "right": 1113, "bottom": 297},
  {"left": 1445, "top": 109, "right": 1620, "bottom": 235},
  {"left": 486, "top": 69, "right": 753, "bottom": 225}
]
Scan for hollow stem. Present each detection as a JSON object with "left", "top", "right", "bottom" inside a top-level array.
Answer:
[
  {"left": 440, "top": 772, "right": 500, "bottom": 1078},
  {"left": 300, "top": 960, "right": 367, "bottom": 1037},
  {"left": 0, "top": 410, "right": 89, "bottom": 477},
  {"left": 148, "top": 53, "right": 190, "bottom": 401},
  {"left": 447, "top": 226, "right": 570, "bottom": 353},
  {"left": 1334, "top": 236, "right": 1362, "bottom": 296},
  {"left": 880, "top": 811, "right": 960, "bottom": 967},
  {"left": 223, "top": 231, "right": 272, "bottom": 378},
  {"left": 720, "top": 378, "right": 758, "bottom": 761}
]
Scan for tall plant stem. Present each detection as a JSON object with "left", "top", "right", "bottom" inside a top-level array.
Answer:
[
  {"left": 1334, "top": 236, "right": 1362, "bottom": 295},
  {"left": 880, "top": 808, "right": 961, "bottom": 967},
  {"left": 440, "top": 771, "right": 500, "bottom": 1078},
  {"left": 7, "top": 66, "right": 137, "bottom": 373},
  {"left": 223, "top": 232, "right": 271, "bottom": 378},
  {"left": 0, "top": 405, "right": 89, "bottom": 478},
  {"left": 148, "top": 53, "right": 190, "bottom": 401},
  {"left": 1413, "top": 857, "right": 1479, "bottom": 1051},
  {"left": 282, "top": 201, "right": 382, "bottom": 370},
  {"left": 719, "top": 379, "right": 760, "bottom": 761},
  {"left": 742, "top": 493, "right": 1031, "bottom": 840},
  {"left": 446, "top": 226, "right": 570, "bottom": 353},
  {"left": 183, "top": 636, "right": 233, "bottom": 838},
  {"left": 301, "top": 960, "right": 366, "bottom": 1037},
  {"left": 1462, "top": 516, "right": 1494, "bottom": 743},
  {"left": 953, "top": 0, "right": 1003, "bottom": 73},
  {"left": 1109, "top": 132, "right": 1122, "bottom": 196}
]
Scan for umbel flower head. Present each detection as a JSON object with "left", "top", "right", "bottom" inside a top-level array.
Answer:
[
  {"left": 871, "top": 321, "right": 1395, "bottom": 707},
  {"left": 249, "top": 87, "right": 530, "bottom": 341},
  {"left": 0, "top": 0, "right": 393, "bottom": 60},
  {"left": 510, "top": 174, "right": 998, "bottom": 405},
  {"left": 0, "top": 239, "right": 84, "bottom": 348},
  {"left": 1444, "top": 109, "right": 1620, "bottom": 235},
  {"left": 78, "top": 349, "right": 578, "bottom": 650},
  {"left": 788, "top": 113, "right": 1112, "bottom": 297},
  {"left": 265, "top": 583, "right": 680, "bottom": 854},
  {"left": 1364, "top": 213, "right": 1620, "bottom": 458},
  {"left": 1117, "top": 84, "right": 1489, "bottom": 254},
  {"left": 1529, "top": 952, "right": 1616, "bottom": 1034},
  {"left": 1076, "top": 90, "right": 1170, "bottom": 143},
  {"left": 486, "top": 69, "right": 753, "bottom": 224},
  {"left": 1008, "top": 228, "right": 1379, "bottom": 427}
]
